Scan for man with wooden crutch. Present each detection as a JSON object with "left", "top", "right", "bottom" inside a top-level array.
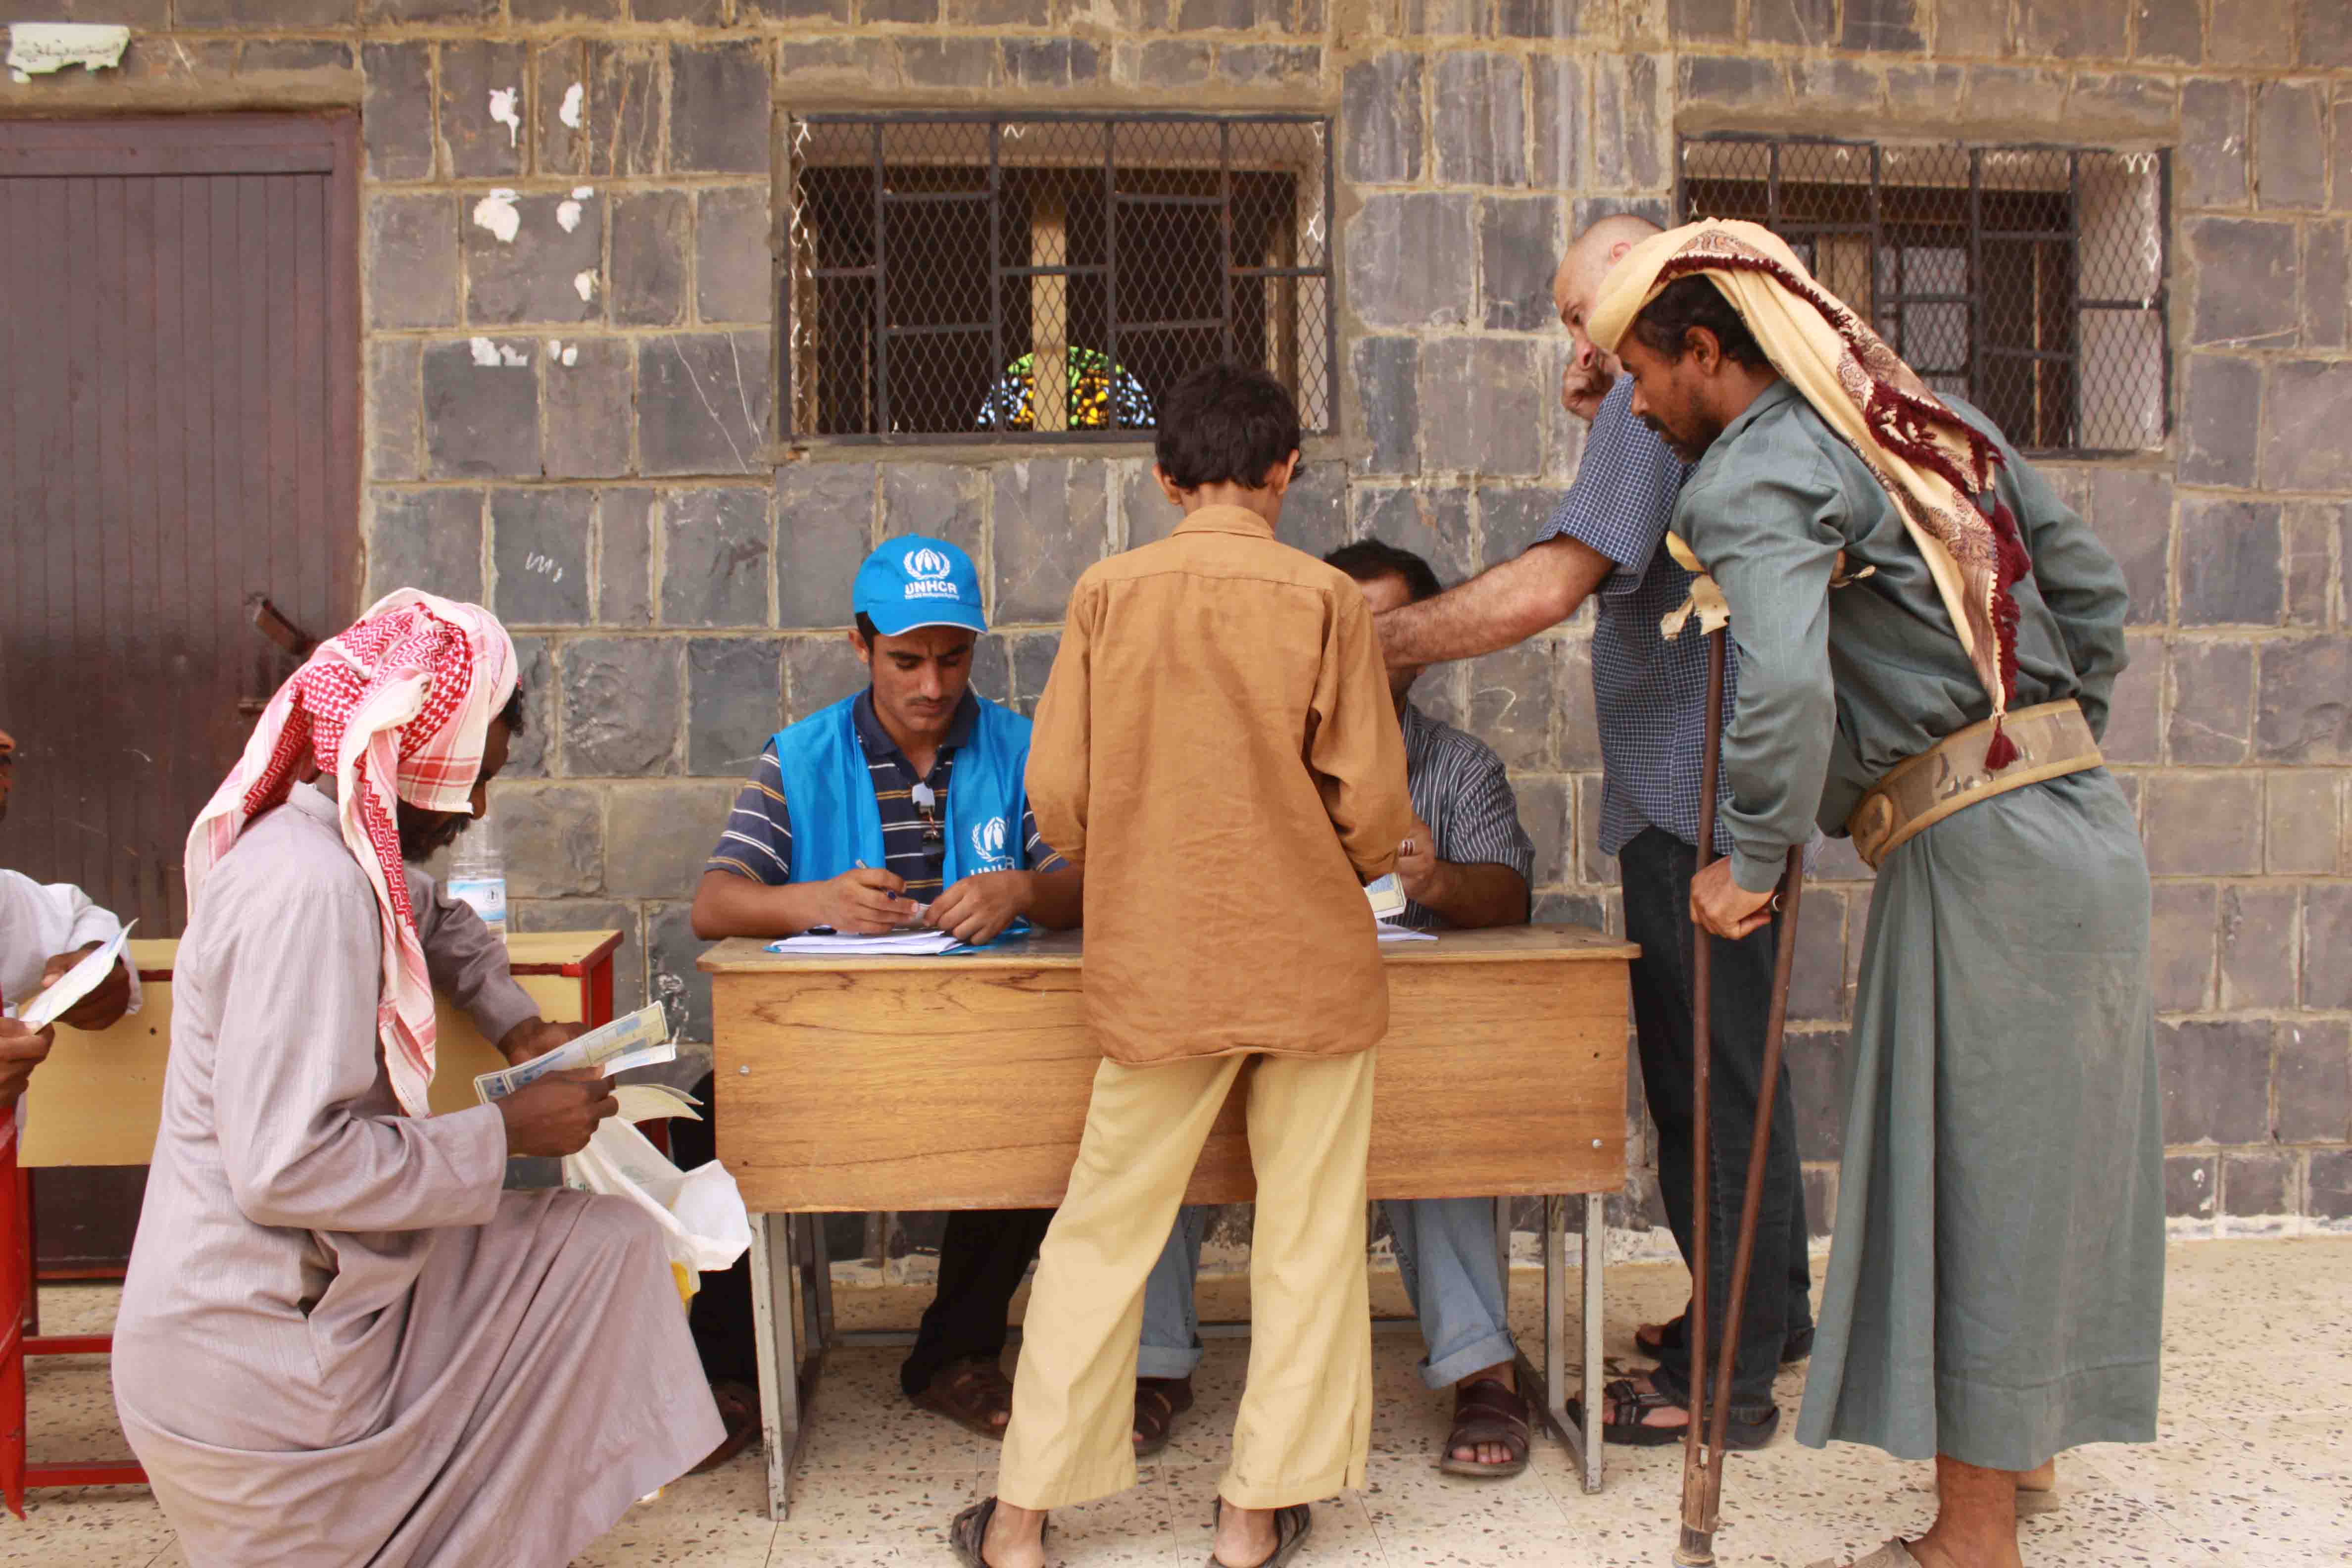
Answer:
[{"left": 1595, "top": 220, "right": 2160, "bottom": 1568}]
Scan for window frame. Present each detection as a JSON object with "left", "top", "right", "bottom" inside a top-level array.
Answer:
[
  {"left": 782, "top": 108, "right": 1338, "bottom": 447},
  {"left": 1673, "top": 132, "right": 2173, "bottom": 460}
]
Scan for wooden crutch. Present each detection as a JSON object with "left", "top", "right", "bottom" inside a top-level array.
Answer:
[{"left": 1676, "top": 625, "right": 1807, "bottom": 1568}]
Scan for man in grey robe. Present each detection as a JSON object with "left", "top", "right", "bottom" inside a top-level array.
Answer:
[
  {"left": 115, "top": 593, "right": 722, "bottom": 1567},
  {"left": 1595, "top": 225, "right": 2159, "bottom": 1568}
]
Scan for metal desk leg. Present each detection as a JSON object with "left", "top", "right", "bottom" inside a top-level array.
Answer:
[
  {"left": 1580, "top": 1191, "right": 1606, "bottom": 1494},
  {"left": 749, "top": 1212, "right": 811, "bottom": 1521},
  {"left": 1515, "top": 1195, "right": 1571, "bottom": 1455}
]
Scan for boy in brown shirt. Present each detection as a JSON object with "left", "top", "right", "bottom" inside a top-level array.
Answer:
[{"left": 950, "top": 365, "right": 1414, "bottom": 1568}]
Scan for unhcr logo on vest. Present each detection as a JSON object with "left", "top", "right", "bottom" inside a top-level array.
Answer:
[
  {"left": 902, "top": 547, "right": 962, "bottom": 601},
  {"left": 971, "top": 815, "right": 1013, "bottom": 871}
]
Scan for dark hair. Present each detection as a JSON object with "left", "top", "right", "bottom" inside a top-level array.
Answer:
[
  {"left": 1323, "top": 540, "right": 1443, "bottom": 605},
  {"left": 854, "top": 611, "right": 880, "bottom": 644},
  {"left": 498, "top": 683, "right": 527, "bottom": 735},
  {"left": 1629, "top": 275, "right": 1771, "bottom": 370},
  {"left": 1152, "top": 363, "right": 1302, "bottom": 491}
]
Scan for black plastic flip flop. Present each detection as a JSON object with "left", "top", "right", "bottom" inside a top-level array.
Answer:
[
  {"left": 1567, "top": 1373, "right": 1781, "bottom": 1449},
  {"left": 1208, "top": 1501, "right": 1313, "bottom": 1568},
  {"left": 949, "top": 1498, "right": 1051, "bottom": 1568}
]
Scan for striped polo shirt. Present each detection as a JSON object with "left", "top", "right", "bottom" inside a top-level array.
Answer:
[
  {"left": 1398, "top": 700, "right": 1536, "bottom": 931},
  {"left": 704, "top": 689, "right": 1065, "bottom": 899}
]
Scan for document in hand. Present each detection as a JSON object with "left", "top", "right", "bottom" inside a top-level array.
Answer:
[
  {"left": 1364, "top": 874, "right": 1407, "bottom": 921},
  {"left": 766, "top": 929, "right": 961, "bottom": 956},
  {"left": 15, "top": 924, "right": 135, "bottom": 1029},
  {"left": 473, "top": 1001, "right": 677, "bottom": 1103}
]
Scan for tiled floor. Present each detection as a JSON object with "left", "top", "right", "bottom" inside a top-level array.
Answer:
[{"left": 10, "top": 1238, "right": 2348, "bottom": 1567}]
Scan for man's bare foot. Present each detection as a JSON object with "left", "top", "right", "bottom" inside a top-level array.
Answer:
[
  {"left": 1211, "top": 1499, "right": 1278, "bottom": 1568},
  {"left": 1904, "top": 1453, "right": 2026, "bottom": 1568},
  {"left": 980, "top": 1499, "right": 1049, "bottom": 1568}
]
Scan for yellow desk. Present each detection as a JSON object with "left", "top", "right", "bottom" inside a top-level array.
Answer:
[
  {"left": 0, "top": 930, "right": 623, "bottom": 1515},
  {"left": 18, "top": 931, "right": 625, "bottom": 1168},
  {"left": 700, "top": 924, "right": 1638, "bottom": 1519}
]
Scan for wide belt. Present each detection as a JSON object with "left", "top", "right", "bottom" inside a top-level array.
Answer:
[{"left": 1845, "top": 699, "right": 2102, "bottom": 870}]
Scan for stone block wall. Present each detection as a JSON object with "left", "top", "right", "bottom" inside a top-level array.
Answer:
[{"left": 3, "top": 0, "right": 2347, "bottom": 1253}]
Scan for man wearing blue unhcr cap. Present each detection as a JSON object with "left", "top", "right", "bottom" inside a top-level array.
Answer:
[{"left": 681, "top": 537, "right": 1108, "bottom": 1456}]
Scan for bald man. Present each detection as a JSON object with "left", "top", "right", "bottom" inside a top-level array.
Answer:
[{"left": 1372, "top": 215, "right": 1814, "bottom": 1449}]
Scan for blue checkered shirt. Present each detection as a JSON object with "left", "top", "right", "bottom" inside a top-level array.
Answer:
[{"left": 1537, "top": 378, "right": 1735, "bottom": 857}]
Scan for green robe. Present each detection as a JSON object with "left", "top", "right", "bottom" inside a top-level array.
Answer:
[{"left": 1677, "top": 379, "right": 2162, "bottom": 1470}]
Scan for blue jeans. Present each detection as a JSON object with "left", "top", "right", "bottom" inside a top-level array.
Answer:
[{"left": 1139, "top": 1199, "right": 1519, "bottom": 1390}]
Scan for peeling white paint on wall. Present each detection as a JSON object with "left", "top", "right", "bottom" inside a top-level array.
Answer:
[
  {"left": 563, "top": 343, "right": 579, "bottom": 367},
  {"left": 573, "top": 270, "right": 598, "bottom": 303},
  {"left": 488, "top": 87, "right": 522, "bottom": 148},
  {"left": 545, "top": 339, "right": 580, "bottom": 367},
  {"left": 559, "top": 83, "right": 585, "bottom": 130},
  {"left": 469, "top": 337, "right": 529, "bottom": 368},
  {"left": 471, "top": 189, "right": 521, "bottom": 245},
  {"left": 6, "top": 22, "right": 130, "bottom": 83},
  {"left": 556, "top": 187, "right": 592, "bottom": 233}
]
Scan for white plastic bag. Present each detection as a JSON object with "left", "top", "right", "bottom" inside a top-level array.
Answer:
[{"left": 563, "top": 1086, "right": 752, "bottom": 1277}]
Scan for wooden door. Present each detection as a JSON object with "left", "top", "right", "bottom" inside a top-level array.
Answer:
[
  {"left": 0, "top": 114, "right": 358, "bottom": 1271},
  {"left": 0, "top": 114, "right": 360, "bottom": 940}
]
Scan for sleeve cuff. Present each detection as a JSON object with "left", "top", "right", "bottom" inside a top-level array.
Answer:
[
  {"left": 472, "top": 979, "right": 542, "bottom": 1052},
  {"left": 1730, "top": 844, "right": 1789, "bottom": 895},
  {"left": 446, "top": 1104, "right": 513, "bottom": 1220},
  {"left": 118, "top": 957, "right": 145, "bottom": 1017}
]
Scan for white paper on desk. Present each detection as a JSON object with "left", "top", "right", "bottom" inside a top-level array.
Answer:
[
  {"left": 15, "top": 923, "right": 135, "bottom": 1029},
  {"left": 767, "top": 929, "right": 959, "bottom": 955},
  {"left": 1375, "top": 922, "right": 1436, "bottom": 943}
]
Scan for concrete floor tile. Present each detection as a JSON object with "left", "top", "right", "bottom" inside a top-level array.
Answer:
[
  {"left": 0, "top": 1484, "right": 175, "bottom": 1565},
  {"left": 761, "top": 1470, "right": 983, "bottom": 1567},
  {"left": 568, "top": 1459, "right": 782, "bottom": 1565}
]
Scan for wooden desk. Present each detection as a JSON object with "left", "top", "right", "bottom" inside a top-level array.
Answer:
[
  {"left": 701, "top": 924, "right": 1638, "bottom": 1521},
  {"left": 0, "top": 930, "right": 623, "bottom": 1518}
]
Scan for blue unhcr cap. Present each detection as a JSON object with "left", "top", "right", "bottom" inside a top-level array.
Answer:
[{"left": 852, "top": 536, "right": 988, "bottom": 637}]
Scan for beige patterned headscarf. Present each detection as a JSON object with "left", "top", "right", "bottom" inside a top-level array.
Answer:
[{"left": 1589, "top": 219, "right": 2034, "bottom": 768}]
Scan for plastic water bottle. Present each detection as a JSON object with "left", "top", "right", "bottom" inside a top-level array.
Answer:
[{"left": 447, "top": 820, "right": 508, "bottom": 939}]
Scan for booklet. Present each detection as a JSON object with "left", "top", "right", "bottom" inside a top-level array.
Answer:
[
  {"left": 473, "top": 1002, "right": 677, "bottom": 1103},
  {"left": 15, "top": 923, "right": 135, "bottom": 1030}
]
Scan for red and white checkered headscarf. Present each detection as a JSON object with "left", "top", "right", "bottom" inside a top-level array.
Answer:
[{"left": 186, "top": 590, "right": 519, "bottom": 1118}]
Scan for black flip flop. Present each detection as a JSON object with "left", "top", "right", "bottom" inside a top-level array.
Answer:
[
  {"left": 1208, "top": 1500, "right": 1313, "bottom": 1568},
  {"left": 949, "top": 1498, "right": 1051, "bottom": 1568},
  {"left": 1566, "top": 1370, "right": 1781, "bottom": 1450}
]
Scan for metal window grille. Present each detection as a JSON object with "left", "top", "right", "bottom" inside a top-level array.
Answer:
[
  {"left": 1675, "top": 135, "right": 2170, "bottom": 457},
  {"left": 784, "top": 111, "right": 1336, "bottom": 443}
]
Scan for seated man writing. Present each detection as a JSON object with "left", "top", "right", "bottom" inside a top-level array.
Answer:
[
  {"left": 687, "top": 538, "right": 1089, "bottom": 1443},
  {"left": 115, "top": 592, "right": 723, "bottom": 1567},
  {"left": 1137, "top": 540, "right": 1540, "bottom": 1478},
  {"left": 0, "top": 723, "right": 142, "bottom": 1096}
]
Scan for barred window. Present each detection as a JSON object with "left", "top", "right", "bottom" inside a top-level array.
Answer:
[
  {"left": 1676, "top": 136, "right": 2170, "bottom": 457},
  {"left": 784, "top": 112, "right": 1334, "bottom": 443}
]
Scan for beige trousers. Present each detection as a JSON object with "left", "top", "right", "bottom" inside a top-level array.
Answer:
[{"left": 997, "top": 1048, "right": 1377, "bottom": 1512}]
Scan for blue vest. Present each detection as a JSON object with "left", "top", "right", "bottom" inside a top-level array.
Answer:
[{"left": 768, "top": 693, "right": 1035, "bottom": 891}]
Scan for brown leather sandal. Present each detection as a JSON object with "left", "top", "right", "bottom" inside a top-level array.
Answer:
[
  {"left": 1133, "top": 1374, "right": 1195, "bottom": 1458},
  {"left": 688, "top": 1378, "right": 760, "bottom": 1474},
  {"left": 1438, "top": 1376, "right": 1531, "bottom": 1477},
  {"left": 915, "top": 1356, "right": 1017, "bottom": 1440}
]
